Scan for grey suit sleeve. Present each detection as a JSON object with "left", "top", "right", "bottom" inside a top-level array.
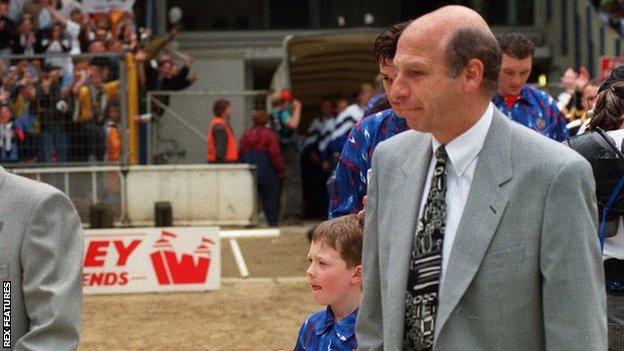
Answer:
[
  {"left": 16, "top": 190, "right": 83, "bottom": 351},
  {"left": 355, "top": 148, "right": 384, "bottom": 350},
  {"left": 540, "top": 158, "right": 607, "bottom": 350}
]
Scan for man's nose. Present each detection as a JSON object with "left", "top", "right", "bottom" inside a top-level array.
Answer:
[{"left": 390, "top": 74, "right": 408, "bottom": 101}]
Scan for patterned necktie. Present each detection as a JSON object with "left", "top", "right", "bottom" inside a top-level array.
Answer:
[{"left": 404, "top": 145, "right": 448, "bottom": 351}]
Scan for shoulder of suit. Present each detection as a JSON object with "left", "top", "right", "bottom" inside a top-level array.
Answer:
[
  {"left": 504, "top": 115, "right": 587, "bottom": 167},
  {"left": 3, "top": 171, "right": 68, "bottom": 205},
  {"left": 373, "top": 129, "right": 422, "bottom": 159}
]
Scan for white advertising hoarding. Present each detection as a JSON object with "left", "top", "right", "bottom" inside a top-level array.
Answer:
[
  {"left": 83, "top": 227, "right": 220, "bottom": 294},
  {"left": 82, "top": 0, "right": 136, "bottom": 13}
]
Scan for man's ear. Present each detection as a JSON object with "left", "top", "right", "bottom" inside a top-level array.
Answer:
[
  {"left": 351, "top": 264, "right": 363, "bottom": 284},
  {"left": 463, "top": 58, "right": 485, "bottom": 93}
]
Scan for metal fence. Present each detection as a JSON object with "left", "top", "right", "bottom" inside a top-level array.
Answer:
[{"left": 0, "top": 52, "right": 130, "bottom": 167}]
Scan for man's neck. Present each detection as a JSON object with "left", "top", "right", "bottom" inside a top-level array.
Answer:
[{"left": 433, "top": 100, "right": 490, "bottom": 145}]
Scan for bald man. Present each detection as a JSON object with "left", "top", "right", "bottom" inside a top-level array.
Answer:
[{"left": 356, "top": 6, "right": 606, "bottom": 351}]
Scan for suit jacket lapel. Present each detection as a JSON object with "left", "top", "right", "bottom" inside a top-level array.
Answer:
[
  {"left": 386, "top": 131, "right": 432, "bottom": 343},
  {"left": 434, "top": 112, "right": 513, "bottom": 339}
]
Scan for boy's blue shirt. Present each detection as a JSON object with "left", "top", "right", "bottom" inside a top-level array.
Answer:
[{"left": 294, "top": 307, "right": 358, "bottom": 351}]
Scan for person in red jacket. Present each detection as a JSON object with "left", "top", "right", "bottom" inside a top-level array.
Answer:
[
  {"left": 207, "top": 99, "right": 238, "bottom": 163},
  {"left": 239, "top": 109, "right": 285, "bottom": 226}
]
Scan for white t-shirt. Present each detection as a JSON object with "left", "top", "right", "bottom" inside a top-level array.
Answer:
[{"left": 66, "top": 20, "right": 81, "bottom": 55}]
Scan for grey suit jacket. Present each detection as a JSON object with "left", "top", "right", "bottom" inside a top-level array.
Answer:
[
  {"left": 356, "top": 110, "right": 607, "bottom": 350},
  {"left": 0, "top": 166, "right": 83, "bottom": 350}
]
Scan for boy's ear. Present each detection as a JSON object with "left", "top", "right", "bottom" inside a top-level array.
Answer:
[{"left": 351, "top": 264, "right": 363, "bottom": 284}]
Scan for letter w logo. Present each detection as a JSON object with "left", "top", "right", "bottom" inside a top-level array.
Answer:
[{"left": 150, "top": 230, "right": 214, "bottom": 285}]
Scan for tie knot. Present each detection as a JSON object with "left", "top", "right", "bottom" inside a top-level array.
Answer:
[{"left": 435, "top": 146, "right": 448, "bottom": 162}]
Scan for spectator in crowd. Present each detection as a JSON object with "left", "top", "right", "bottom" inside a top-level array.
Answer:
[
  {"left": 335, "top": 94, "right": 349, "bottom": 115},
  {"left": 363, "top": 74, "right": 391, "bottom": 117},
  {"left": 0, "top": 103, "right": 17, "bottom": 161},
  {"left": 0, "top": 163, "right": 83, "bottom": 350},
  {"left": 301, "top": 97, "right": 336, "bottom": 218},
  {"left": 104, "top": 99, "right": 121, "bottom": 162},
  {"left": 73, "top": 63, "right": 119, "bottom": 161},
  {"left": 37, "top": 64, "right": 68, "bottom": 162},
  {"left": 557, "top": 67, "right": 590, "bottom": 112},
  {"left": 271, "top": 88, "right": 302, "bottom": 146},
  {"left": 239, "top": 109, "right": 284, "bottom": 226},
  {"left": 328, "top": 21, "right": 410, "bottom": 219},
  {"left": 567, "top": 79, "right": 624, "bottom": 351},
  {"left": 207, "top": 99, "right": 238, "bottom": 163},
  {"left": 492, "top": 32, "right": 569, "bottom": 141},
  {"left": 271, "top": 88, "right": 303, "bottom": 219},
  {"left": 12, "top": 81, "right": 38, "bottom": 161},
  {"left": 0, "top": 0, "right": 149, "bottom": 164},
  {"left": 294, "top": 214, "right": 363, "bottom": 351},
  {"left": 116, "top": 17, "right": 137, "bottom": 51},
  {"left": 0, "top": 2, "right": 15, "bottom": 59},
  {"left": 40, "top": 23, "right": 71, "bottom": 73},
  {"left": 140, "top": 51, "right": 197, "bottom": 92},
  {"left": 46, "top": 4, "right": 83, "bottom": 55},
  {"left": 326, "top": 84, "right": 373, "bottom": 170},
  {"left": 12, "top": 16, "right": 36, "bottom": 55},
  {"left": 357, "top": 7, "right": 605, "bottom": 350},
  {"left": 22, "top": 0, "right": 52, "bottom": 31},
  {"left": 566, "top": 78, "right": 601, "bottom": 135}
]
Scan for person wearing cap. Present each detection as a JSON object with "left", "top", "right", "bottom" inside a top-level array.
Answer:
[
  {"left": 271, "top": 88, "right": 302, "bottom": 146},
  {"left": 270, "top": 89, "right": 303, "bottom": 219}
]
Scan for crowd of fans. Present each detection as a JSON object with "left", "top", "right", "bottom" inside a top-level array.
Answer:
[{"left": 0, "top": 0, "right": 197, "bottom": 164}]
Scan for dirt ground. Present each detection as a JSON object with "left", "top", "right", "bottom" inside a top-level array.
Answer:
[{"left": 80, "top": 224, "right": 320, "bottom": 351}]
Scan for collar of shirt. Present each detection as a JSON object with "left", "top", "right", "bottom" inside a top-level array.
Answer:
[
  {"left": 314, "top": 306, "right": 358, "bottom": 341},
  {"left": 492, "top": 85, "right": 534, "bottom": 107},
  {"left": 431, "top": 102, "right": 494, "bottom": 177}
]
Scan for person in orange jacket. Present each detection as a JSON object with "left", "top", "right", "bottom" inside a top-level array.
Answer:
[{"left": 207, "top": 99, "right": 238, "bottom": 163}]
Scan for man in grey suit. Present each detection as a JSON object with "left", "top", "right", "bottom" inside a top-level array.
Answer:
[
  {"left": 356, "top": 6, "right": 607, "bottom": 351},
  {"left": 0, "top": 166, "right": 83, "bottom": 350}
]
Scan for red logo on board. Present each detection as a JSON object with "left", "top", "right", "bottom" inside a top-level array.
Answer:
[{"left": 150, "top": 230, "right": 215, "bottom": 285}]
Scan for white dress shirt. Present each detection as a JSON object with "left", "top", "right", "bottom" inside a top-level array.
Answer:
[{"left": 416, "top": 103, "right": 494, "bottom": 276}]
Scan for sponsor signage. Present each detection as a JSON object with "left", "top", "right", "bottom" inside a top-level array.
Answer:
[
  {"left": 600, "top": 56, "right": 624, "bottom": 80},
  {"left": 82, "top": 0, "right": 136, "bottom": 13},
  {"left": 83, "top": 227, "right": 220, "bottom": 294}
]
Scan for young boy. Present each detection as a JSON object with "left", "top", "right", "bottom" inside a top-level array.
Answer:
[{"left": 294, "top": 214, "right": 363, "bottom": 351}]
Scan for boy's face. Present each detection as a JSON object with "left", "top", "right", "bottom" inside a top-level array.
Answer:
[{"left": 306, "top": 240, "right": 360, "bottom": 307}]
